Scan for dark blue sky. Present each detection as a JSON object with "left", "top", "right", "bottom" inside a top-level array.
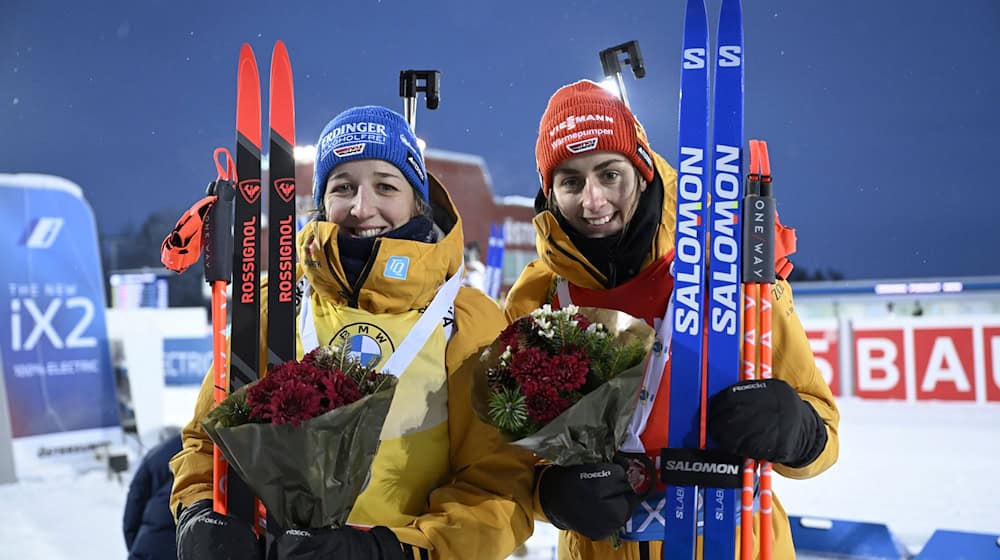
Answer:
[{"left": 3, "top": 1, "right": 998, "bottom": 280}]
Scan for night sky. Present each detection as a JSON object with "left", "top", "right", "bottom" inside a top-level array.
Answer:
[{"left": 3, "top": 0, "right": 998, "bottom": 280}]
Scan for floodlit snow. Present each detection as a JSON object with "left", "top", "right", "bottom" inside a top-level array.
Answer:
[{"left": 0, "top": 399, "right": 997, "bottom": 559}]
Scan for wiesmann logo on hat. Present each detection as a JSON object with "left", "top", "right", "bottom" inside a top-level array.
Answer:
[{"left": 548, "top": 114, "right": 615, "bottom": 137}]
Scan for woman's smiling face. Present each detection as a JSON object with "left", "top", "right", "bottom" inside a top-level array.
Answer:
[{"left": 323, "top": 159, "right": 417, "bottom": 238}]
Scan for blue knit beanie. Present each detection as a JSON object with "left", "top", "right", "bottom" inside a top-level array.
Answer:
[{"left": 313, "top": 106, "right": 428, "bottom": 210}]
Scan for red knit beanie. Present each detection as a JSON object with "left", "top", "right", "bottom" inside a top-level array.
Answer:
[{"left": 535, "top": 80, "right": 655, "bottom": 197}]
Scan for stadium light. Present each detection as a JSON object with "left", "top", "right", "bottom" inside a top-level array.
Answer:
[{"left": 294, "top": 145, "right": 316, "bottom": 162}]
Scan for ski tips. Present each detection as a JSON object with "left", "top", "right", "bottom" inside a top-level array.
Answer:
[
  {"left": 685, "top": 0, "right": 708, "bottom": 25},
  {"left": 269, "top": 40, "right": 295, "bottom": 142},
  {"left": 237, "top": 44, "right": 262, "bottom": 149},
  {"left": 271, "top": 39, "right": 288, "bottom": 60}
]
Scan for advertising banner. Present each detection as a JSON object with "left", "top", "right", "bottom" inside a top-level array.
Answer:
[
  {"left": 803, "top": 316, "right": 1000, "bottom": 403},
  {"left": 163, "top": 336, "right": 212, "bottom": 386},
  {"left": 0, "top": 174, "right": 122, "bottom": 475}
]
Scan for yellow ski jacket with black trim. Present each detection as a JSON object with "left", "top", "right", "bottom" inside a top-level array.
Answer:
[
  {"left": 504, "top": 151, "right": 840, "bottom": 560},
  {"left": 170, "top": 176, "right": 536, "bottom": 559}
]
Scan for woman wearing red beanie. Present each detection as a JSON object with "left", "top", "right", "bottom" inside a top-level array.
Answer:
[{"left": 504, "top": 80, "right": 840, "bottom": 559}]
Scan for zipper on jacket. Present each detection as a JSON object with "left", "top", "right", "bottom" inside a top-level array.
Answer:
[
  {"left": 323, "top": 244, "right": 355, "bottom": 303},
  {"left": 547, "top": 234, "right": 610, "bottom": 289},
  {"left": 345, "top": 238, "right": 381, "bottom": 308}
]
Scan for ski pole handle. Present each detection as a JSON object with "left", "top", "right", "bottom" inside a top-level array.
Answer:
[
  {"left": 203, "top": 180, "right": 234, "bottom": 284},
  {"left": 598, "top": 40, "right": 645, "bottom": 109},
  {"left": 399, "top": 70, "right": 441, "bottom": 131}
]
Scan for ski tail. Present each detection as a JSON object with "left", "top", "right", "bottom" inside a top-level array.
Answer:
[
  {"left": 704, "top": 0, "right": 745, "bottom": 557},
  {"left": 663, "top": 0, "right": 710, "bottom": 556},
  {"left": 266, "top": 40, "right": 297, "bottom": 368}
]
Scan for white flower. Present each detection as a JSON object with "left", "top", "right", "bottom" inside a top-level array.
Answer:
[
  {"left": 531, "top": 304, "right": 553, "bottom": 318},
  {"left": 563, "top": 304, "right": 579, "bottom": 315},
  {"left": 499, "top": 346, "right": 513, "bottom": 364}
]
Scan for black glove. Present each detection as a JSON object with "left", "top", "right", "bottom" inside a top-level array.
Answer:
[
  {"left": 176, "top": 499, "right": 262, "bottom": 560},
  {"left": 276, "top": 525, "right": 405, "bottom": 560},
  {"left": 708, "top": 378, "right": 828, "bottom": 468},
  {"left": 538, "top": 461, "right": 641, "bottom": 541}
]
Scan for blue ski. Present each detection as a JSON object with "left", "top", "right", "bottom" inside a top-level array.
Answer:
[
  {"left": 703, "top": 0, "right": 745, "bottom": 557},
  {"left": 664, "top": 0, "right": 710, "bottom": 556}
]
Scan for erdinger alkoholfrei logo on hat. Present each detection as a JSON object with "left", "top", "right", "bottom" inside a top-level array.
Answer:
[{"left": 319, "top": 121, "right": 388, "bottom": 160}]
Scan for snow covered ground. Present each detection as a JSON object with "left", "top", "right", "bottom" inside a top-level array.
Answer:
[{"left": 0, "top": 398, "right": 997, "bottom": 559}]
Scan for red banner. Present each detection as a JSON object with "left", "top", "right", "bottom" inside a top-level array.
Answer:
[
  {"left": 913, "top": 327, "right": 976, "bottom": 401},
  {"left": 984, "top": 327, "right": 1000, "bottom": 403},
  {"left": 805, "top": 324, "right": 840, "bottom": 397},
  {"left": 801, "top": 318, "right": 1000, "bottom": 402},
  {"left": 853, "top": 327, "right": 907, "bottom": 400}
]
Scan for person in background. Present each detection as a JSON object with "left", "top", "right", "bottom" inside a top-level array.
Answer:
[
  {"left": 123, "top": 430, "right": 182, "bottom": 560},
  {"left": 463, "top": 241, "right": 487, "bottom": 292},
  {"left": 503, "top": 80, "right": 840, "bottom": 559},
  {"left": 169, "top": 106, "right": 536, "bottom": 560}
]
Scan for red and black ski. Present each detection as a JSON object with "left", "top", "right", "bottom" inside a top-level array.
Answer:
[
  {"left": 223, "top": 42, "right": 263, "bottom": 533},
  {"left": 266, "top": 41, "right": 297, "bottom": 367}
]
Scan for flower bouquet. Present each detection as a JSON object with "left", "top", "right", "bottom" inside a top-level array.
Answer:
[
  {"left": 202, "top": 343, "right": 397, "bottom": 530},
  {"left": 472, "top": 305, "right": 655, "bottom": 466}
]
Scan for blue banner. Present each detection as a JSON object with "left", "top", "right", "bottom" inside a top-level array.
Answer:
[
  {"left": 163, "top": 336, "right": 212, "bottom": 386},
  {"left": 0, "top": 174, "right": 120, "bottom": 439}
]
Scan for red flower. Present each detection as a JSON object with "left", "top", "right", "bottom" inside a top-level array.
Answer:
[
  {"left": 319, "top": 370, "right": 362, "bottom": 409},
  {"left": 245, "top": 355, "right": 365, "bottom": 426},
  {"left": 547, "top": 346, "right": 589, "bottom": 392},
  {"left": 525, "top": 385, "right": 571, "bottom": 424},
  {"left": 268, "top": 378, "right": 323, "bottom": 426},
  {"left": 509, "top": 347, "right": 549, "bottom": 385},
  {"left": 498, "top": 322, "right": 521, "bottom": 353}
]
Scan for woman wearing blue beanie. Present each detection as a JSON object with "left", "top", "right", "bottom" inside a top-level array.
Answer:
[{"left": 170, "top": 106, "right": 537, "bottom": 560}]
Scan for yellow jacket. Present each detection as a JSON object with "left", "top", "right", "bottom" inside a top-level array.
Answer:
[
  {"left": 505, "top": 152, "right": 840, "bottom": 560},
  {"left": 170, "top": 176, "right": 536, "bottom": 559}
]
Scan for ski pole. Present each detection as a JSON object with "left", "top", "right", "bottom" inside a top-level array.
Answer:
[
  {"left": 741, "top": 139, "right": 776, "bottom": 559},
  {"left": 740, "top": 139, "right": 761, "bottom": 558},
  {"left": 204, "top": 149, "right": 237, "bottom": 514},
  {"left": 756, "top": 141, "right": 775, "bottom": 560},
  {"left": 598, "top": 40, "right": 645, "bottom": 109}
]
